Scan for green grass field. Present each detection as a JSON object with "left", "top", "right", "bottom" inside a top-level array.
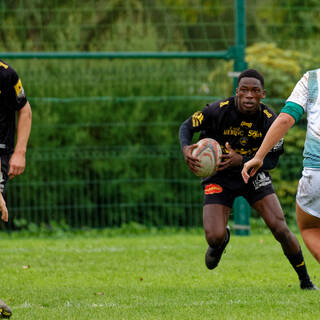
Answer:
[{"left": 0, "top": 231, "right": 319, "bottom": 320}]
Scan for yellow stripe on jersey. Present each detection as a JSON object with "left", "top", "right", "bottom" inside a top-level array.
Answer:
[
  {"left": 263, "top": 109, "right": 272, "bottom": 118},
  {"left": 0, "top": 61, "right": 8, "bottom": 69},
  {"left": 14, "top": 79, "right": 23, "bottom": 96},
  {"left": 192, "top": 111, "right": 204, "bottom": 127},
  {"left": 219, "top": 100, "right": 229, "bottom": 108}
]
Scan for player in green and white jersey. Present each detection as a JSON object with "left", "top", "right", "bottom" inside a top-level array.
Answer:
[{"left": 242, "top": 69, "right": 320, "bottom": 264}]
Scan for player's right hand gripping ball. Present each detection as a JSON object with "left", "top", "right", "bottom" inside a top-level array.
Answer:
[{"left": 192, "top": 138, "right": 222, "bottom": 178}]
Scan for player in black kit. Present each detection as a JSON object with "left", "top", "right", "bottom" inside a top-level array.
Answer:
[
  {"left": 179, "top": 69, "right": 317, "bottom": 290},
  {"left": 0, "top": 60, "right": 32, "bottom": 318}
]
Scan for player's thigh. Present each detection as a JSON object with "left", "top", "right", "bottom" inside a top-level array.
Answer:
[
  {"left": 252, "top": 193, "right": 287, "bottom": 229},
  {"left": 296, "top": 202, "right": 320, "bottom": 231}
]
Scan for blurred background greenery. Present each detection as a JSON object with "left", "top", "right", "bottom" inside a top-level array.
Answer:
[{"left": 1, "top": 0, "right": 319, "bottom": 231}]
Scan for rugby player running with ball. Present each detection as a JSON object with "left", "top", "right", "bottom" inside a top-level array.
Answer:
[{"left": 179, "top": 69, "right": 317, "bottom": 290}]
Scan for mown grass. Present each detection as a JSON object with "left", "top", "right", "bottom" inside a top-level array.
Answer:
[{"left": 0, "top": 230, "right": 319, "bottom": 319}]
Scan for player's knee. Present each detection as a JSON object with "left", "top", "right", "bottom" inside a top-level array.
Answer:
[
  {"left": 271, "top": 224, "right": 292, "bottom": 243},
  {"left": 204, "top": 228, "right": 226, "bottom": 247}
]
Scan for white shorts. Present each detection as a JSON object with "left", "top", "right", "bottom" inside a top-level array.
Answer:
[{"left": 296, "top": 167, "right": 320, "bottom": 218}]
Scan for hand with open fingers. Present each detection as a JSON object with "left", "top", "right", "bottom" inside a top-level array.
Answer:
[
  {"left": 0, "top": 193, "right": 8, "bottom": 222},
  {"left": 182, "top": 144, "right": 202, "bottom": 174},
  {"left": 8, "top": 152, "right": 26, "bottom": 179},
  {"left": 241, "top": 157, "right": 263, "bottom": 183},
  {"left": 217, "top": 142, "right": 242, "bottom": 171}
]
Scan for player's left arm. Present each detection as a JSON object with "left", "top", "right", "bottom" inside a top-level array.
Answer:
[{"left": 8, "top": 101, "right": 32, "bottom": 179}]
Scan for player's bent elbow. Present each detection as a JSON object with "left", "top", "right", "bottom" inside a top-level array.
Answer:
[{"left": 278, "top": 112, "right": 295, "bottom": 127}]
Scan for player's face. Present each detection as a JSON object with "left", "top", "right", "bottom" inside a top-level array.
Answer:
[{"left": 236, "top": 77, "right": 265, "bottom": 115}]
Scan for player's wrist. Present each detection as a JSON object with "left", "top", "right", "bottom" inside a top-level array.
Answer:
[{"left": 14, "top": 145, "right": 27, "bottom": 153}]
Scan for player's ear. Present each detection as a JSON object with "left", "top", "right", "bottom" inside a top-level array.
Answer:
[{"left": 261, "top": 89, "right": 266, "bottom": 98}]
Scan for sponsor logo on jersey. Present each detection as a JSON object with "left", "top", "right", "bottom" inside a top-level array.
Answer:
[
  {"left": 192, "top": 111, "right": 204, "bottom": 127},
  {"left": 233, "top": 147, "right": 258, "bottom": 155},
  {"left": 252, "top": 172, "right": 271, "bottom": 190},
  {"left": 240, "top": 121, "right": 252, "bottom": 128},
  {"left": 224, "top": 126, "right": 244, "bottom": 136},
  {"left": 0, "top": 61, "right": 8, "bottom": 69},
  {"left": 221, "top": 145, "right": 258, "bottom": 156},
  {"left": 14, "top": 79, "right": 25, "bottom": 99},
  {"left": 224, "top": 126, "right": 262, "bottom": 139},
  {"left": 219, "top": 100, "right": 229, "bottom": 108},
  {"left": 248, "top": 129, "right": 262, "bottom": 138},
  {"left": 240, "top": 137, "right": 248, "bottom": 146},
  {"left": 263, "top": 109, "right": 272, "bottom": 118},
  {"left": 271, "top": 138, "right": 284, "bottom": 151},
  {"left": 204, "top": 184, "right": 223, "bottom": 194}
]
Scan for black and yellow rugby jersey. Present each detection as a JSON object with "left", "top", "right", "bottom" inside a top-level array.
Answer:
[
  {"left": 179, "top": 96, "right": 284, "bottom": 172},
  {"left": 0, "top": 60, "right": 27, "bottom": 154}
]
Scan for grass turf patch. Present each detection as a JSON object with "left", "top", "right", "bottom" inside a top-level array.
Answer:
[{"left": 0, "top": 232, "right": 319, "bottom": 319}]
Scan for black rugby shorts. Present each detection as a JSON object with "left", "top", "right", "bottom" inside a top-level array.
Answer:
[
  {"left": 202, "top": 170, "right": 275, "bottom": 208},
  {"left": 0, "top": 153, "right": 10, "bottom": 193}
]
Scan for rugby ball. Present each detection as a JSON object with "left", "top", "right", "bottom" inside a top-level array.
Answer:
[{"left": 191, "top": 138, "right": 222, "bottom": 178}]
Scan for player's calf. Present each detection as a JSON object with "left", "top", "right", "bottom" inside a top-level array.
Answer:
[{"left": 205, "top": 226, "right": 230, "bottom": 270}]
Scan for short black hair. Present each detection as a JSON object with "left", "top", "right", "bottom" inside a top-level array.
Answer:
[{"left": 237, "top": 69, "right": 264, "bottom": 88}]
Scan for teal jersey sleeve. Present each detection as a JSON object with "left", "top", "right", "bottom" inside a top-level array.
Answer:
[{"left": 280, "top": 101, "right": 304, "bottom": 123}]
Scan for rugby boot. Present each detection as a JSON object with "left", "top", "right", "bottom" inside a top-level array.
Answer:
[
  {"left": 300, "top": 279, "right": 319, "bottom": 290},
  {"left": 205, "top": 226, "right": 230, "bottom": 270},
  {"left": 0, "top": 299, "right": 12, "bottom": 319}
]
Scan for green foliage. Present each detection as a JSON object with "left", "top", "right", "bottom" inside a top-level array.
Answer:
[
  {"left": 246, "top": 43, "right": 320, "bottom": 106},
  {"left": 246, "top": 0, "right": 320, "bottom": 59},
  {"left": 7, "top": 43, "right": 311, "bottom": 228},
  {"left": 208, "top": 42, "right": 320, "bottom": 111},
  {"left": 2, "top": 2, "right": 319, "bottom": 228}
]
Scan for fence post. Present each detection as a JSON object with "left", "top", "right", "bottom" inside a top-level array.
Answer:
[
  {"left": 233, "top": 0, "right": 248, "bottom": 89},
  {"left": 233, "top": 196, "right": 251, "bottom": 235},
  {"left": 232, "top": 0, "right": 250, "bottom": 235}
]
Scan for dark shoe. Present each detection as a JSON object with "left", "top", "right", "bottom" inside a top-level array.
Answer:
[
  {"left": 0, "top": 299, "right": 12, "bottom": 319},
  {"left": 300, "top": 279, "right": 319, "bottom": 290},
  {"left": 205, "top": 226, "right": 230, "bottom": 270}
]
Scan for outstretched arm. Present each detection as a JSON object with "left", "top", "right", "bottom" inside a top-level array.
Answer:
[
  {"left": 241, "top": 113, "right": 295, "bottom": 183},
  {"left": 8, "top": 101, "right": 32, "bottom": 179}
]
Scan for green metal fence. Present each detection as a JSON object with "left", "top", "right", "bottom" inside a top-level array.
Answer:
[
  {"left": 0, "top": 0, "right": 314, "bottom": 230},
  {"left": 6, "top": 144, "right": 204, "bottom": 229},
  {"left": 5, "top": 142, "right": 302, "bottom": 230}
]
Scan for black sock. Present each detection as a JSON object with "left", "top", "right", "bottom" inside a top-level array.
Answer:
[{"left": 285, "top": 249, "right": 310, "bottom": 281}]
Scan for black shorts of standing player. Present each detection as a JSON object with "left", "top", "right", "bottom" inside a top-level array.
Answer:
[
  {"left": 203, "top": 170, "right": 274, "bottom": 207},
  {"left": 0, "top": 154, "right": 11, "bottom": 194}
]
